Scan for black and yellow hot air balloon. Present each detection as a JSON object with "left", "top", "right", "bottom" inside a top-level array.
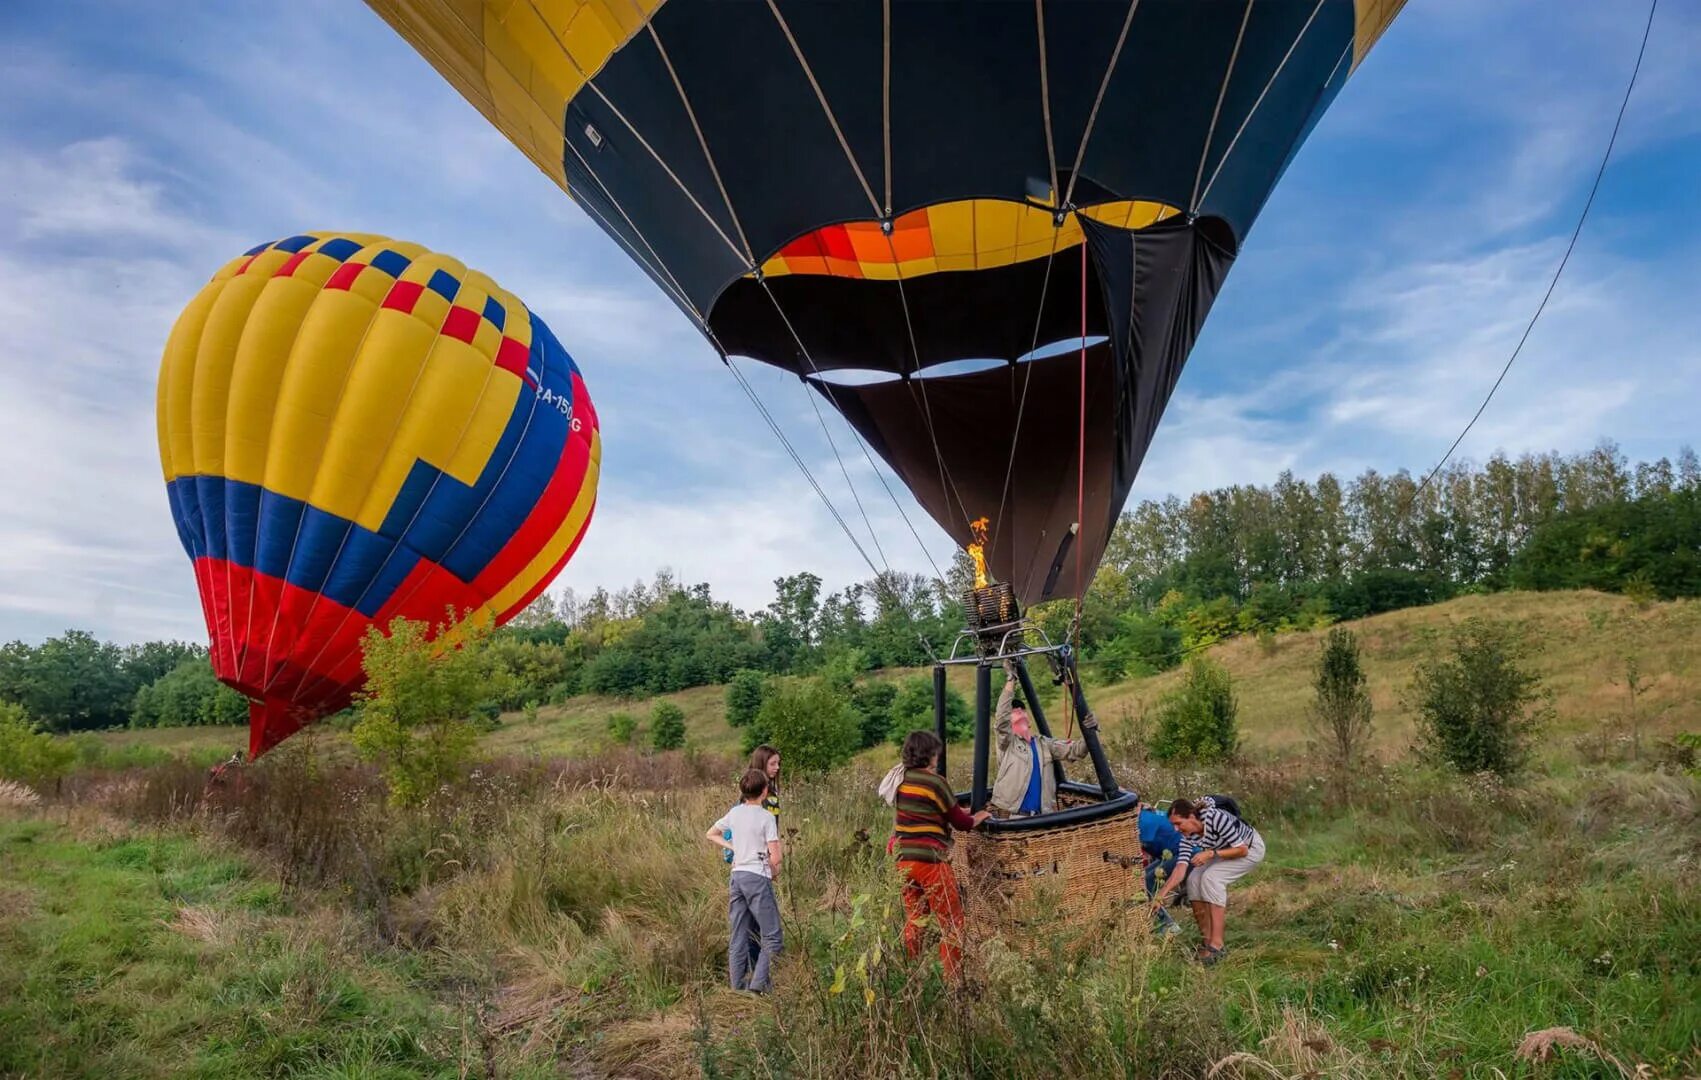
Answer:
[{"left": 369, "top": 0, "right": 1403, "bottom": 604}]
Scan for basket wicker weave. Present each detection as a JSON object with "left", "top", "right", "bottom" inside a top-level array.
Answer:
[{"left": 950, "top": 789, "right": 1143, "bottom": 941}]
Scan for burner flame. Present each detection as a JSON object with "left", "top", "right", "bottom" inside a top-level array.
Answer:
[{"left": 967, "top": 516, "right": 990, "bottom": 589}]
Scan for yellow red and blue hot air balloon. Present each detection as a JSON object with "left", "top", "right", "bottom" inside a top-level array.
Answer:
[{"left": 157, "top": 232, "right": 601, "bottom": 758}]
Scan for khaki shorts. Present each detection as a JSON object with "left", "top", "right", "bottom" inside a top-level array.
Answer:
[{"left": 1185, "top": 832, "right": 1265, "bottom": 908}]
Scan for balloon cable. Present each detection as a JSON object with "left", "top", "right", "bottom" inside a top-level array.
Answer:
[{"left": 1411, "top": 0, "right": 1657, "bottom": 503}]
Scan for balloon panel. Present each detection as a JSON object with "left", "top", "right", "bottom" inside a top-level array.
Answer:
[{"left": 158, "top": 232, "right": 601, "bottom": 756}]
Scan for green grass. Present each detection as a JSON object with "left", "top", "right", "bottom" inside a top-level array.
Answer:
[{"left": 0, "top": 817, "right": 483, "bottom": 1079}]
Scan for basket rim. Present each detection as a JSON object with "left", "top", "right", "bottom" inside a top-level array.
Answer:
[{"left": 955, "top": 781, "right": 1139, "bottom": 834}]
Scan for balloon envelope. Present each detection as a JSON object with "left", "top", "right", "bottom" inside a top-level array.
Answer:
[
  {"left": 157, "top": 232, "right": 601, "bottom": 757},
  {"left": 371, "top": 0, "right": 1401, "bottom": 603}
]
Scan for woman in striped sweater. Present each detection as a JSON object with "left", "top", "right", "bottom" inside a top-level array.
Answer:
[
  {"left": 891, "top": 730, "right": 990, "bottom": 979},
  {"left": 1150, "top": 797, "right": 1265, "bottom": 964}
]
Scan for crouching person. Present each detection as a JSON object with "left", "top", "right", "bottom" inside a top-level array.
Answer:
[
  {"left": 1152, "top": 796, "right": 1265, "bottom": 964},
  {"left": 707, "top": 768, "right": 783, "bottom": 992},
  {"left": 892, "top": 730, "right": 990, "bottom": 980}
]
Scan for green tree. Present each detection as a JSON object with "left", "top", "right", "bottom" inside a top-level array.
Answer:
[
  {"left": 1149, "top": 659, "right": 1239, "bottom": 763},
  {"left": 650, "top": 701, "right": 686, "bottom": 750},
  {"left": 849, "top": 680, "right": 898, "bottom": 748},
  {"left": 130, "top": 658, "right": 248, "bottom": 728},
  {"left": 745, "top": 677, "right": 859, "bottom": 771},
  {"left": 886, "top": 676, "right": 971, "bottom": 745},
  {"left": 0, "top": 702, "right": 75, "bottom": 789},
  {"left": 1308, "top": 627, "right": 1373, "bottom": 777},
  {"left": 0, "top": 630, "right": 134, "bottom": 732},
  {"left": 1412, "top": 618, "right": 1549, "bottom": 776},
  {"left": 349, "top": 612, "right": 493, "bottom": 807},
  {"left": 725, "top": 669, "right": 768, "bottom": 727}
]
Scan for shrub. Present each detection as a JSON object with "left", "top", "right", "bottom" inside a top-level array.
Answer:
[
  {"left": 1309, "top": 627, "right": 1374, "bottom": 774},
  {"left": 650, "top": 701, "right": 686, "bottom": 750},
  {"left": 744, "top": 677, "right": 858, "bottom": 771},
  {"left": 1149, "top": 659, "right": 1239, "bottom": 763},
  {"left": 349, "top": 612, "right": 493, "bottom": 807},
  {"left": 0, "top": 702, "right": 76, "bottom": 788},
  {"left": 1095, "top": 614, "right": 1182, "bottom": 681},
  {"left": 1412, "top": 617, "right": 1549, "bottom": 776},
  {"left": 606, "top": 711, "right": 638, "bottom": 745},
  {"left": 724, "top": 669, "right": 767, "bottom": 728}
]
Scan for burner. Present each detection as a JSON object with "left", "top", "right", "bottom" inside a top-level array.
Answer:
[{"left": 962, "top": 581, "right": 1022, "bottom": 655}]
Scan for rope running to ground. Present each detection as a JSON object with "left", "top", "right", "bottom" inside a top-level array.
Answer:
[{"left": 1410, "top": 0, "right": 1659, "bottom": 501}]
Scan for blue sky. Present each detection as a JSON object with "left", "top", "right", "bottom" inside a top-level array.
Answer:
[{"left": 0, "top": 0, "right": 1697, "bottom": 645}]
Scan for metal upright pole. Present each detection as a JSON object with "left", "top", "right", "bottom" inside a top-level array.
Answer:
[
  {"left": 932, "top": 663, "right": 948, "bottom": 778},
  {"left": 1013, "top": 657, "right": 1066, "bottom": 787},
  {"left": 971, "top": 661, "right": 992, "bottom": 812},
  {"left": 1063, "top": 650, "right": 1120, "bottom": 798}
]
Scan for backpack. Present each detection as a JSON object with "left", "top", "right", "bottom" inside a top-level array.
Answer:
[{"left": 1206, "top": 794, "right": 1248, "bottom": 824}]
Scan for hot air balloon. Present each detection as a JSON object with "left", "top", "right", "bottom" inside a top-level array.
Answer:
[
  {"left": 368, "top": 0, "right": 1402, "bottom": 607},
  {"left": 368, "top": 0, "right": 1406, "bottom": 930},
  {"left": 157, "top": 232, "right": 601, "bottom": 758}
]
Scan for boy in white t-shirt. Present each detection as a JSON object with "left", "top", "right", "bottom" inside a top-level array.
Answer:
[{"left": 706, "top": 768, "right": 784, "bottom": 992}]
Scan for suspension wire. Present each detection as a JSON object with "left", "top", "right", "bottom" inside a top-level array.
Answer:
[
  {"left": 1411, "top": 0, "right": 1657, "bottom": 502},
  {"left": 797, "top": 377, "right": 888, "bottom": 568},
  {"left": 1073, "top": 241, "right": 1088, "bottom": 639},
  {"left": 989, "top": 223, "right": 1066, "bottom": 558}
]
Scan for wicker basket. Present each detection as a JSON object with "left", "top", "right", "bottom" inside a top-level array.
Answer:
[{"left": 950, "top": 788, "right": 1143, "bottom": 942}]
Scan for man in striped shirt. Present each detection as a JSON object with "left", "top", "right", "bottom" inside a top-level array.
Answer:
[
  {"left": 891, "top": 730, "right": 990, "bottom": 979},
  {"left": 1150, "top": 797, "right": 1266, "bottom": 964}
]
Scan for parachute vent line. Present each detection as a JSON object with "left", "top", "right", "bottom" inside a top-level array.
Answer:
[
  {"left": 1411, "top": 0, "right": 1657, "bottom": 504},
  {"left": 1191, "top": 0, "right": 1256, "bottom": 213},
  {"left": 882, "top": 0, "right": 892, "bottom": 216},
  {"left": 989, "top": 222, "right": 1067, "bottom": 560},
  {"left": 1193, "top": 0, "right": 1328, "bottom": 216},
  {"left": 646, "top": 19, "right": 756, "bottom": 263},
  {"left": 766, "top": 0, "right": 883, "bottom": 218},
  {"left": 1062, "top": 0, "right": 1139, "bottom": 213},
  {"left": 1035, "top": 0, "right": 1059, "bottom": 208}
]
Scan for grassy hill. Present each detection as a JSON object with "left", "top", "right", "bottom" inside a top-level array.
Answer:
[
  {"left": 5, "top": 588, "right": 1698, "bottom": 1077},
  {"left": 94, "top": 590, "right": 1701, "bottom": 767}
]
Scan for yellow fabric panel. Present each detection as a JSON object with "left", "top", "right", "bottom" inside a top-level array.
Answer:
[
  {"left": 312, "top": 309, "right": 441, "bottom": 527},
  {"left": 443, "top": 345, "right": 522, "bottom": 480},
  {"left": 364, "top": 0, "right": 663, "bottom": 191},
  {"left": 158, "top": 281, "right": 222, "bottom": 482},
  {"left": 1352, "top": 0, "right": 1406, "bottom": 70},
  {"left": 189, "top": 271, "right": 272, "bottom": 477},
  {"left": 263, "top": 289, "right": 383, "bottom": 503},
  {"left": 755, "top": 199, "right": 1182, "bottom": 280},
  {"left": 223, "top": 276, "right": 326, "bottom": 487},
  {"left": 487, "top": 428, "right": 602, "bottom": 612}
]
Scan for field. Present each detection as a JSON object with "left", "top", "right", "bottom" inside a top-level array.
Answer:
[{"left": 5, "top": 590, "right": 1698, "bottom": 1078}]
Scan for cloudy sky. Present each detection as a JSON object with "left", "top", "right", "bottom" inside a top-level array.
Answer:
[{"left": 1, "top": 0, "right": 1697, "bottom": 645}]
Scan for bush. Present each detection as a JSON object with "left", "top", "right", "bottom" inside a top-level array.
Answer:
[
  {"left": 349, "top": 612, "right": 493, "bottom": 807},
  {"left": 724, "top": 669, "right": 767, "bottom": 728},
  {"left": 886, "top": 676, "right": 971, "bottom": 746},
  {"left": 606, "top": 711, "right": 638, "bottom": 745},
  {"left": 1412, "top": 618, "right": 1549, "bottom": 776},
  {"left": 1309, "top": 627, "right": 1373, "bottom": 773},
  {"left": 0, "top": 702, "right": 76, "bottom": 788},
  {"left": 1095, "top": 613, "right": 1183, "bottom": 681},
  {"left": 1149, "top": 659, "right": 1239, "bottom": 763},
  {"left": 744, "top": 677, "right": 859, "bottom": 771},
  {"left": 650, "top": 701, "right": 686, "bottom": 750}
]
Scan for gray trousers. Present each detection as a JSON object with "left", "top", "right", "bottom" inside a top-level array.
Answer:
[{"left": 728, "top": 872, "right": 782, "bottom": 991}]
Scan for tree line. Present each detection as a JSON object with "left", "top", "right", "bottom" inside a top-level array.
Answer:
[{"left": 1, "top": 441, "right": 1694, "bottom": 734}]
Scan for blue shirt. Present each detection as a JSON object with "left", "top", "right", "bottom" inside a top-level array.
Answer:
[
  {"left": 1019, "top": 740, "right": 1043, "bottom": 814},
  {"left": 1138, "top": 808, "right": 1182, "bottom": 863}
]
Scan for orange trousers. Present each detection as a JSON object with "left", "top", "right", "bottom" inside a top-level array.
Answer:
[{"left": 899, "top": 859, "right": 964, "bottom": 980}]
